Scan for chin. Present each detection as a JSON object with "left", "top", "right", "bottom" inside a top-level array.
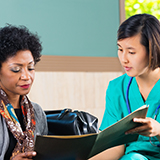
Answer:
[
  {"left": 126, "top": 72, "right": 136, "bottom": 77},
  {"left": 19, "top": 90, "right": 30, "bottom": 96}
]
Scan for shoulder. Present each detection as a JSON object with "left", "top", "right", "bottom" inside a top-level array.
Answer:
[
  {"left": 31, "top": 102, "right": 46, "bottom": 119},
  {"left": 107, "top": 74, "right": 131, "bottom": 93},
  {"left": 109, "top": 73, "right": 130, "bottom": 87},
  {"left": 105, "top": 73, "right": 132, "bottom": 104},
  {"left": 31, "top": 102, "right": 43, "bottom": 113}
]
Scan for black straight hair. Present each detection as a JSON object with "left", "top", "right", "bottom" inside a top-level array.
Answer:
[{"left": 117, "top": 14, "right": 160, "bottom": 70}]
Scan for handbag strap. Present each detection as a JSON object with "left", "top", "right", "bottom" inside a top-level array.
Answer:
[
  {"left": 58, "top": 108, "right": 72, "bottom": 119},
  {"left": 58, "top": 109, "right": 88, "bottom": 134}
]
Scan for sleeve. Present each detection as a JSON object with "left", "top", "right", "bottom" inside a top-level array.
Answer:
[
  {"left": 99, "top": 81, "right": 120, "bottom": 131},
  {"left": 32, "top": 102, "right": 48, "bottom": 135}
]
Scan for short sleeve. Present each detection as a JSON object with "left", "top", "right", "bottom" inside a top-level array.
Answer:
[{"left": 99, "top": 81, "right": 121, "bottom": 131}]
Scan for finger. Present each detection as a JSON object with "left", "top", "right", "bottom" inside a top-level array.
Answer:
[
  {"left": 125, "top": 125, "right": 148, "bottom": 135},
  {"left": 22, "top": 151, "right": 37, "bottom": 158},
  {"left": 133, "top": 118, "right": 148, "bottom": 123}
]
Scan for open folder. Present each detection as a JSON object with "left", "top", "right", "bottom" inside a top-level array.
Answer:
[{"left": 34, "top": 105, "right": 148, "bottom": 160}]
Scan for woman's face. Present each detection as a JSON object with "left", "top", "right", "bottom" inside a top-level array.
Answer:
[
  {"left": 0, "top": 50, "right": 35, "bottom": 98},
  {"left": 117, "top": 34, "right": 149, "bottom": 77}
]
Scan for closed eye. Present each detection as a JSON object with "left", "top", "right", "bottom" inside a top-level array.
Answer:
[
  {"left": 10, "top": 66, "right": 21, "bottom": 73},
  {"left": 28, "top": 68, "right": 35, "bottom": 71},
  {"left": 11, "top": 70, "right": 20, "bottom": 73},
  {"left": 118, "top": 48, "right": 123, "bottom": 52},
  {"left": 129, "top": 51, "right": 135, "bottom": 54}
]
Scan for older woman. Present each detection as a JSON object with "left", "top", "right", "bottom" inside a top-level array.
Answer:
[{"left": 0, "top": 25, "right": 48, "bottom": 160}]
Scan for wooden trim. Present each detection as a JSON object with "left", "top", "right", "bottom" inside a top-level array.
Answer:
[
  {"left": 119, "top": 0, "right": 126, "bottom": 24},
  {"left": 35, "top": 55, "right": 123, "bottom": 72}
]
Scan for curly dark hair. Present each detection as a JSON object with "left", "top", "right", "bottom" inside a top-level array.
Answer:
[{"left": 0, "top": 24, "right": 42, "bottom": 68}]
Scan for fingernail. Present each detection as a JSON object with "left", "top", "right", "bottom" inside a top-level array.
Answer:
[
  {"left": 33, "top": 152, "right": 36, "bottom": 156},
  {"left": 133, "top": 118, "right": 137, "bottom": 121}
]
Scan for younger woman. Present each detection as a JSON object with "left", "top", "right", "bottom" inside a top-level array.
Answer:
[{"left": 92, "top": 14, "right": 160, "bottom": 160}]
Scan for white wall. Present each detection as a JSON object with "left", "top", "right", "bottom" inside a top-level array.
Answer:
[{"left": 28, "top": 71, "right": 122, "bottom": 126}]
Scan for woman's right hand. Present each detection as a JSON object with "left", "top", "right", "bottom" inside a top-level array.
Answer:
[{"left": 11, "top": 151, "right": 36, "bottom": 160}]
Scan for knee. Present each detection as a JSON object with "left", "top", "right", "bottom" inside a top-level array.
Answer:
[{"left": 119, "top": 152, "right": 148, "bottom": 160}]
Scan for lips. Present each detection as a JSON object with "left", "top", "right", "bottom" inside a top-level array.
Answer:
[
  {"left": 20, "top": 84, "right": 30, "bottom": 89},
  {"left": 124, "top": 66, "right": 132, "bottom": 71}
]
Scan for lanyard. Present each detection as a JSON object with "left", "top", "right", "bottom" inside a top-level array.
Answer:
[
  {"left": 126, "top": 77, "right": 133, "bottom": 114},
  {"left": 126, "top": 77, "right": 160, "bottom": 147}
]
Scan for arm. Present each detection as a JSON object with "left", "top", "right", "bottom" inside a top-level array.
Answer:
[
  {"left": 89, "top": 145, "right": 125, "bottom": 160},
  {"left": 91, "top": 81, "right": 125, "bottom": 160},
  {"left": 32, "top": 102, "right": 48, "bottom": 135}
]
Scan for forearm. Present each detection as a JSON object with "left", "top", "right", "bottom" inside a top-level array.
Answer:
[{"left": 89, "top": 145, "right": 125, "bottom": 160}]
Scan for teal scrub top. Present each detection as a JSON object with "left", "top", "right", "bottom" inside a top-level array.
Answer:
[{"left": 100, "top": 73, "right": 160, "bottom": 158}]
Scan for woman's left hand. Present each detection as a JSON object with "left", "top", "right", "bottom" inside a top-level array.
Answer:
[
  {"left": 11, "top": 151, "right": 36, "bottom": 160},
  {"left": 125, "top": 117, "right": 160, "bottom": 137}
]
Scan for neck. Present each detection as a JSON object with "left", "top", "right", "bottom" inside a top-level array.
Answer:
[
  {"left": 136, "top": 68, "right": 160, "bottom": 87},
  {"left": 135, "top": 68, "right": 160, "bottom": 101},
  {"left": 0, "top": 85, "right": 21, "bottom": 109},
  {"left": 7, "top": 95, "right": 21, "bottom": 109}
]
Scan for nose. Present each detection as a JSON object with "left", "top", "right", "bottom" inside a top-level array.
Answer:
[
  {"left": 20, "top": 69, "right": 30, "bottom": 80},
  {"left": 121, "top": 52, "right": 129, "bottom": 64}
]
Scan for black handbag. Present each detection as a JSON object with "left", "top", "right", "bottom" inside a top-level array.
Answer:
[{"left": 45, "top": 108, "right": 99, "bottom": 135}]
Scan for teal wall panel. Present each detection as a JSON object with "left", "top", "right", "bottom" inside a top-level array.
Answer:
[{"left": 0, "top": 0, "right": 119, "bottom": 57}]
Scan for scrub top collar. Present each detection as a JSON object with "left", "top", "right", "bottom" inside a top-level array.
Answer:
[{"left": 129, "top": 77, "right": 160, "bottom": 116}]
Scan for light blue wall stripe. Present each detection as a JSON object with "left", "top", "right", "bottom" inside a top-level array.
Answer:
[{"left": 0, "top": 0, "right": 119, "bottom": 57}]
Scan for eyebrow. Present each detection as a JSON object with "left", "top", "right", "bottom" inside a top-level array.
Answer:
[
  {"left": 117, "top": 43, "right": 136, "bottom": 50},
  {"left": 9, "top": 61, "right": 35, "bottom": 66}
]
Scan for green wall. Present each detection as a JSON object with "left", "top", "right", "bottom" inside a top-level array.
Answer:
[{"left": 0, "top": 0, "right": 120, "bottom": 57}]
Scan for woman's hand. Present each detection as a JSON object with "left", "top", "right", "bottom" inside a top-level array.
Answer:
[
  {"left": 11, "top": 151, "right": 36, "bottom": 160},
  {"left": 125, "top": 117, "right": 160, "bottom": 137}
]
